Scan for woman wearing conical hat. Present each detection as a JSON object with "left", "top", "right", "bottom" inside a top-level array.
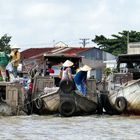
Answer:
[
  {"left": 74, "top": 65, "right": 91, "bottom": 96},
  {"left": 61, "top": 60, "right": 74, "bottom": 81},
  {"left": 10, "top": 44, "right": 21, "bottom": 78}
]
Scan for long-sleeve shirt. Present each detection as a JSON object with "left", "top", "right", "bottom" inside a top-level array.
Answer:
[
  {"left": 61, "top": 67, "right": 73, "bottom": 81},
  {"left": 74, "top": 71, "right": 87, "bottom": 85},
  {"left": 10, "top": 51, "right": 20, "bottom": 67}
]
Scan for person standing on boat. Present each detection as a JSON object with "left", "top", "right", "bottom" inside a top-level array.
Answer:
[
  {"left": 10, "top": 45, "right": 21, "bottom": 78},
  {"left": 0, "top": 48, "right": 9, "bottom": 81},
  {"left": 74, "top": 65, "right": 91, "bottom": 96},
  {"left": 61, "top": 60, "right": 74, "bottom": 81}
]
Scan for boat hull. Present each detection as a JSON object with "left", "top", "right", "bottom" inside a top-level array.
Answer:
[
  {"left": 0, "top": 82, "right": 26, "bottom": 116},
  {"left": 74, "top": 92, "right": 98, "bottom": 113},
  {"left": 59, "top": 91, "right": 98, "bottom": 116},
  {"left": 41, "top": 92, "right": 60, "bottom": 113},
  {"left": 108, "top": 79, "right": 140, "bottom": 115}
]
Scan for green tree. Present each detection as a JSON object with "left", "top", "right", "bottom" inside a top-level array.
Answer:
[
  {"left": 0, "top": 34, "right": 11, "bottom": 53},
  {"left": 104, "top": 67, "right": 112, "bottom": 76},
  {"left": 92, "top": 30, "right": 140, "bottom": 56}
]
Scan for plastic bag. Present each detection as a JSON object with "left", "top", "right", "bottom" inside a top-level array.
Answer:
[
  {"left": 9, "top": 73, "right": 15, "bottom": 82},
  {"left": 17, "top": 63, "right": 22, "bottom": 72},
  {"left": 6, "top": 62, "right": 13, "bottom": 72}
]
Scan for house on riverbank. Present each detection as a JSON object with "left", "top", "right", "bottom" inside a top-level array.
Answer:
[{"left": 21, "top": 42, "right": 116, "bottom": 81}]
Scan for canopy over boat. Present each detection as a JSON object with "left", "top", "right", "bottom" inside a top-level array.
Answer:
[
  {"left": 117, "top": 54, "right": 140, "bottom": 63},
  {"left": 43, "top": 53, "right": 82, "bottom": 65}
]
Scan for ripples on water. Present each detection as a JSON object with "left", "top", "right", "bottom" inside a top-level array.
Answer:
[{"left": 0, "top": 115, "right": 140, "bottom": 140}]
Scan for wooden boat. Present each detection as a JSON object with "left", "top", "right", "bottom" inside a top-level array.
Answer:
[
  {"left": 26, "top": 76, "right": 60, "bottom": 115},
  {"left": 108, "top": 78, "right": 140, "bottom": 115},
  {"left": 29, "top": 76, "right": 99, "bottom": 116},
  {"left": 100, "top": 54, "right": 140, "bottom": 115},
  {"left": 35, "top": 87, "right": 60, "bottom": 114},
  {"left": 0, "top": 81, "right": 26, "bottom": 116},
  {"left": 27, "top": 76, "right": 101, "bottom": 117},
  {"left": 26, "top": 53, "right": 99, "bottom": 116},
  {"left": 58, "top": 79, "right": 98, "bottom": 117},
  {"left": 26, "top": 54, "right": 89, "bottom": 115}
]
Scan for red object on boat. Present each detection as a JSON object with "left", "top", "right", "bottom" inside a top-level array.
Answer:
[
  {"left": 29, "top": 82, "right": 33, "bottom": 91},
  {"left": 48, "top": 68, "right": 54, "bottom": 74}
]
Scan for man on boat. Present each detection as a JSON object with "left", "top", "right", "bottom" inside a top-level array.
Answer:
[{"left": 74, "top": 65, "right": 91, "bottom": 96}]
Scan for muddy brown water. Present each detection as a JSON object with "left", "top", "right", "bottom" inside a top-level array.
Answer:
[{"left": 0, "top": 115, "right": 140, "bottom": 140}]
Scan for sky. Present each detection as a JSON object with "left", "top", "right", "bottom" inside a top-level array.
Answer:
[{"left": 1, "top": 0, "right": 140, "bottom": 51}]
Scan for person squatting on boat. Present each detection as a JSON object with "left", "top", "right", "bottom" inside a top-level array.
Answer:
[
  {"left": 0, "top": 48, "right": 9, "bottom": 81},
  {"left": 60, "top": 60, "right": 74, "bottom": 81},
  {"left": 45, "top": 62, "right": 54, "bottom": 75},
  {"left": 10, "top": 45, "right": 21, "bottom": 78},
  {"left": 74, "top": 65, "right": 91, "bottom": 96}
]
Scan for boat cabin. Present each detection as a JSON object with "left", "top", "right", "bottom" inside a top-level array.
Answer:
[
  {"left": 104, "top": 54, "right": 140, "bottom": 116},
  {"left": 117, "top": 54, "right": 140, "bottom": 80},
  {"left": 43, "top": 53, "right": 82, "bottom": 86}
]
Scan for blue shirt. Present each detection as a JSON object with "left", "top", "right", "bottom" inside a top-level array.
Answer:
[{"left": 74, "top": 71, "right": 87, "bottom": 85}]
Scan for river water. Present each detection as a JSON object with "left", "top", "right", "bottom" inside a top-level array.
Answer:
[{"left": 0, "top": 114, "right": 140, "bottom": 140}]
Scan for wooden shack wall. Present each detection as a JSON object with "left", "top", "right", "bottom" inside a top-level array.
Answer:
[{"left": 79, "top": 48, "right": 103, "bottom": 81}]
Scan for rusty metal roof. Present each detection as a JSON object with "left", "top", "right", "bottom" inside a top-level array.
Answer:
[
  {"left": 21, "top": 48, "right": 53, "bottom": 59},
  {"left": 63, "top": 47, "right": 90, "bottom": 55},
  {"left": 21, "top": 47, "right": 91, "bottom": 60}
]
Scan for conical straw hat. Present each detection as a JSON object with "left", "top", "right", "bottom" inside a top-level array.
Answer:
[
  {"left": 11, "top": 44, "right": 20, "bottom": 49},
  {"left": 63, "top": 60, "right": 74, "bottom": 67},
  {"left": 80, "top": 65, "right": 91, "bottom": 71}
]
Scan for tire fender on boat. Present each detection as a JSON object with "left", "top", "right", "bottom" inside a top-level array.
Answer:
[
  {"left": 59, "top": 98, "right": 76, "bottom": 117},
  {"left": 115, "top": 97, "right": 127, "bottom": 112},
  {"left": 35, "top": 97, "right": 43, "bottom": 110}
]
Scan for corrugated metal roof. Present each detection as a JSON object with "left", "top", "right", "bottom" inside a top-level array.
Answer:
[
  {"left": 21, "top": 48, "right": 53, "bottom": 59},
  {"left": 43, "top": 53, "right": 81, "bottom": 58},
  {"left": 50, "top": 47, "right": 71, "bottom": 54},
  {"left": 21, "top": 47, "right": 92, "bottom": 60},
  {"left": 63, "top": 47, "right": 90, "bottom": 55}
]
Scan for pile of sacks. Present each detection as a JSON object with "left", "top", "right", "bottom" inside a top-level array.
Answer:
[{"left": 44, "top": 87, "right": 59, "bottom": 95}]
